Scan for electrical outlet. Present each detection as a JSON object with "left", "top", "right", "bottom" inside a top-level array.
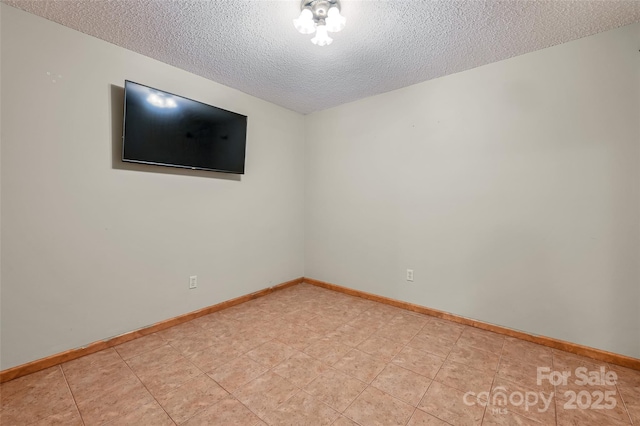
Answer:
[
  {"left": 189, "top": 275, "right": 197, "bottom": 289},
  {"left": 406, "top": 269, "right": 414, "bottom": 282}
]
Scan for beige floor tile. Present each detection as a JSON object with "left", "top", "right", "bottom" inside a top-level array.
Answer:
[
  {"left": 0, "top": 366, "right": 63, "bottom": 400},
  {"left": 272, "top": 351, "right": 330, "bottom": 387},
  {"left": 76, "top": 379, "right": 154, "bottom": 426},
  {"left": 367, "top": 304, "right": 407, "bottom": 317},
  {"left": 496, "top": 357, "right": 554, "bottom": 392},
  {"left": 333, "top": 349, "right": 387, "bottom": 383},
  {"left": 186, "top": 341, "right": 243, "bottom": 372},
  {"left": 114, "top": 334, "right": 166, "bottom": 360},
  {"left": 347, "top": 315, "right": 387, "bottom": 334},
  {"left": 261, "top": 317, "right": 296, "bottom": 338},
  {"left": 104, "top": 400, "right": 174, "bottom": 426},
  {"left": 418, "top": 319, "right": 465, "bottom": 342},
  {"left": 167, "top": 330, "right": 218, "bottom": 357},
  {"left": 555, "top": 383, "right": 630, "bottom": 424},
  {"left": 501, "top": 337, "right": 553, "bottom": 367},
  {"left": 125, "top": 344, "right": 183, "bottom": 372},
  {"left": 235, "top": 328, "right": 273, "bottom": 353},
  {"left": 611, "top": 365, "right": 640, "bottom": 389},
  {"left": 627, "top": 403, "right": 640, "bottom": 424},
  {"left": 30, "top": 407, "right": 84, "bottom": 426},
  {"left": 304, "top": 338, "right": 353, "bottom": 365},
  {"left": 322, "top": 307, "right": 362, "bottom": 324},
  {"left": 246, "top": 340, "right": 297, "bottom": 368},
  {"left": 64, "top": 360, "right": 138, "bottom": 404},
  {"left": 332, "top": 415, "right": 360, "bottom": 426},
  {"left": 389, "top": 312, "right": 429, "bottom": 330},
  {"left": 392, "top": 346, "right": 445, "bottom": 379},
  {"left": 481, "top": 409, "right": 542, "bottom": 425},
  {"left": 263, "top": 390, "right": 340, "bottom": 426},
  {"left": 407, "top": 408, "right": 451, "bottom": 425},
  {"left": 449, "top": 344, "right": 501, "bottom": 372},
  {"left": 407, "top": 334, "right": 456, "bottom": 358},
  {"left": 343, "top": 386, "right": 415, "bottom": 426},
  {"left": 156, "top": 374, "right": 228, "bottom": 424},
  {"left": 157, "top": 322, "right": 203, "bottom": 344},
  {"left": 233, "top": 371, "right": 298, "bottom": 418},
  {"left": 6, "top": 285, "right": 631, "bottom": 426},
  {"left": 357, "top": 335, "right": 404, "bottom": 362},
  {"left": 283, "top": 312, "right": 321, "bottom": 329},
  {"left": 304, "top": 369, "right": 367, "bottom": 412},
  {"left": 619, "top": 384, "right": 640, "bottom": 424},
  {"left": 0, "top": 368, "right": 76, "bottom": 426},
  {"left": 372, "top": 364, "right": 431, "bottom": 406},
  {"left": 189, "top": 312, "right": 228, "bottom": 328},
  {"left": 418, "top": 381, "right": 485, "bottom": 426},
  {"left": 552, "top": 350, "right": 607, "bottom": 373},
  {"left": 489, "top": 376, "right": 556, "bottom": 424},
  {"left": 276, "top": 325, "right": 323, "bottom": 351},
  {"left": 133, "top": 355, "right": 202, "bottom": 397},
  {"left": 283, "top": 308, "right": 320, "bottom": 324},
  {"left": 434, "top": 359, "right": 495, "bottom": 397},
  {"left": 302, "top": 316, "right": 345, "bottom": 335},
  {"left": 325, "top": 324, "right": 374, "bottom": 347},
  {"left": 374, "top": 322, "right": 422, "bottom": 344},
  {"left": 555, "top": 397, "right": 631, "bottom": 425},
  {"left": 208, "top": 355, "right": 268, "bottom": 392},
  {"left": 214, "top": 303, "right": 257, "bottom": 321},
  {"left": 182, "top": 395, "right": 263, "bottom": 425},
  {"left": 455, "top": 329, "right": 505, "bottom": 354},
  {"left": 194, "top": 316, "right": 240, "bottom": 339},
  {"left": 61, "top": 348, "right": 123, "bottom": 375}
]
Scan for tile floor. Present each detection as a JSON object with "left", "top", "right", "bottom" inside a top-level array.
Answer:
[{"left": 1, "top": 283, "right": 639, "bottom": 425}]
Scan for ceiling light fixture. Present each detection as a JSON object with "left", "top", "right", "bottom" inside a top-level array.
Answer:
[{"left": 294, "top": 0, "right": 346, "bottom": 46}]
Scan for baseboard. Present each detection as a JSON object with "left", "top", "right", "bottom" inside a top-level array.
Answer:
[
  {"left": 303, "top": 277, "right": 640, "bottom": 371},
  {"left": 0, "top": 277, "right": 303, "bottom": 384}
]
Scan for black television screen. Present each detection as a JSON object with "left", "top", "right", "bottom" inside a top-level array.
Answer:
[{"left": 122, "top": 80, "right": 247, "bottom": 174}]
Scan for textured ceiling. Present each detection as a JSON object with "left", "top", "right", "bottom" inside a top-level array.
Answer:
[{"left": 4, "top": 0, "right": 640, "bottom": 114}]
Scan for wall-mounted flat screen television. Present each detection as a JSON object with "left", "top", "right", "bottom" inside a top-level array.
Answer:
[{"left": 122, "top": 80, "right": 247, "bottom": 174}]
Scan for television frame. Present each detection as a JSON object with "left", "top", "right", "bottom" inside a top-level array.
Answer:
[{"left": 121, "top": 80, "right": 248, "bottom": 174}]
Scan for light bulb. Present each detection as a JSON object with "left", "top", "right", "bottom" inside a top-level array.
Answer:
[
  {"left": 311, "top": 24, "right": 333, "bottom": 46},
  {"left": 326, "top": 6, "right": 346, "bottom": 32},
  {"left": 293, "top": 8, "right": 316, "bottom": 34}
]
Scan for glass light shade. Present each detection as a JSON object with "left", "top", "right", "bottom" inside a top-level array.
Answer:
[
  {"left": 293, "top": 8, "right": 316, "bottom": 34},
  {"left": 311, "top": 24, "right": 333, "bottom": 46},
  {"left": 326, "top": 6, "right": 346, "bottom": 32}
]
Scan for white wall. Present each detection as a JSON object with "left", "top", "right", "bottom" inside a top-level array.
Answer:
[
  {"left": 305, "top": 23, "right": 640, "bottom": 358},
  {"left": 0, "top": 5, "right": 305, "bottom": 370}
]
